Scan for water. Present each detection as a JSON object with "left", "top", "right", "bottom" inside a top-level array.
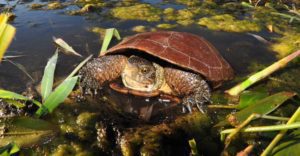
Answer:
[
  {"left": 1, "top": 0, "right": 277, "bottom": 92},
  {"left": 0, "top": 0, "right": 280, "bottom": 155}
]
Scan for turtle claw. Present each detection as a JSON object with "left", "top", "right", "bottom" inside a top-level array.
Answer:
[
  {"left": 186, "top": 103, "right": 192, "bottom": 113},
  {"left": 196, "top": 103, "right": 206, "bottom": 114},
  {"left": 182, "top": 106, "right": 186, "bottom": 113}
]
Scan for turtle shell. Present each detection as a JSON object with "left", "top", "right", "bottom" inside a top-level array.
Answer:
[{"left": 103, "top": 31, "right": 234, "bottom": 87}]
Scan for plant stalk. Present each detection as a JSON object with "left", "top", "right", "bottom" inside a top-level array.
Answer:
[
  {"left": 261, "top": 107, "right": 300, "bottom": 156},
  {"left": 226, "top": 50, "right": 300, "bottom": 96}
]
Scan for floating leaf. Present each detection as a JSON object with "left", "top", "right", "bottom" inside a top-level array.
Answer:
[
  {"left": 0, "top": 14, "right": 16, "bottom": 61},
  {"left": 41, "top": 51, "right": 58, "bottom": 101},
  {"left": 36, "top": 76, "right": 78, "bottom": 117},
  {"left": 99, "top": 28, "right": 121, "bottom": 56},
  {"left": 53, "top": 36, "right": 82, "bottom": 57},
  {"left": 0, "top": 89, "right": 41, "bottom": 107},
  {"left": 237, "top": 90, "right": 268, "bottom": 109},
  {"left": 0, "top": 117, "right": 56, "bottom": 147},
  {"left": 228, "top": 92, "right": 296, "bottom": 126}
]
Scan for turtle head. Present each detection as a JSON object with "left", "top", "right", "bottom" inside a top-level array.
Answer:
[{"left": 122, "top": 55, "right": 164, "bottom": 92}]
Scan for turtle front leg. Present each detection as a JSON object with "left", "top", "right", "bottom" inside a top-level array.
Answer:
[
  {"left": 79, "top": 55, "right": 128, "bottom": 93},
  {"left": 164, "top": 68, "right": 211, "bottom": 113}
]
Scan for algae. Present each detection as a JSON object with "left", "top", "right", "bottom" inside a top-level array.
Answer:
[
  {"left": 110, "top": 4, "right": 162, "bottom": 22},
  {"left": 271, "top": 31, "right": 300, "bottom": 58},
  {"left": 47, "top": 2, "right": 64, "bottom": 10},
  {"left": 175, "top": 0, "right": 201, "bottom": 6},
  {"left": 29, "top": 3, "right": 44, "bottom": 10},
  {"left": 156, "top": 23, "right": 177, "bottom": 29},
  {"left": 132, "top": 25, "right": 147, "bottom": 32},
  {"left": 198, "top": 14, "right": 262, "bottom": 32}
]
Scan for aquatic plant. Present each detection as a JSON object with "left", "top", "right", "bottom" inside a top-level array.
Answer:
[
  {"left": 99, "top": 28, "right": 121, "bottom": 56},
  {"left": 198, "top": 14, "right": 261, "bottom": 32},
  {"left": 0, "top": 13, "right": 16, "bottom": 61},
  {"left": 110, "top": 4, "right": 162, "bottom": 22},
  {"left": 226, "top": 50, "right": 300, "bottom": 96},
  {"left": 271, "top": 31, "right": 300, "bottom": 58}
]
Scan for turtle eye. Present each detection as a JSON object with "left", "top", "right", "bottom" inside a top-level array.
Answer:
[{"left": 140, "top": 67, "right": 149, "bottom": 74}]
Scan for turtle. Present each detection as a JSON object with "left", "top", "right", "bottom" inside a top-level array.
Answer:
[{"left": 79, "top": 31, "right": 234, "bottom": 112}]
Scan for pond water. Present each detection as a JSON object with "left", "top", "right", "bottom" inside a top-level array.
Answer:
[
  {"left": 1, "top": 0, "right": 277, "bottom": 92},
  {"left": 2, "top": 0, "right": 297, "bottom": 155}
]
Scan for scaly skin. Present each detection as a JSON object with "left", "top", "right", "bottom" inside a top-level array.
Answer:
[
  {"left": 79, "top": 55, "right": 128, "bottom": 91},
  {"left": 164, "top": 68, "right": 211, "bottom": 112},
  {"left": 79, "top": 55, "right": 211, "bottom": 112}
]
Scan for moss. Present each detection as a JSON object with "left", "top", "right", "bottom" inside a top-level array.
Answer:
[
  {"left": 164, "top": 8, "right": 196, "bottom": 25},
  {"left": 110, "top": 4, "right": 162, "bottom": 22},
  {"left": 68, "top": 4, "right": 101, "bottom": 15},
  {"left": 47, "top": 2, "right": 64, "bottom": 10},
  {"left": 175, "top": 0, "right": 201, "bottom": 6},
  {"left": 177, "top": 9, "right": 195, "bottom": 20},
  {"left": 271, "top": 31, "right": 300, "bottom": 58},
  {"left": 87, "top": 27, "right": 106, "bottom": 40},
  {"left": 266, "top": 65, "right": 300, "bottom": 95},
  {"left": 198, "top": 14, "right": 262, "bottom": 32},
  {"left": 156, "top": 23, "right": 177, "bottom": 29},
  {"left": 132, "top": 25, "right": 147, "bottom": 32},
  {"left": 252, "top": 7, "right": 289, "bottom": 32},
  {"left": 29, "top": 3, "right": 44, "bottom": 9},
  {"left": 52, "top": 144, "right": 76, "bottom": 156},
  {"left": 60, "top": 124, "right": 76, "bottom": 134},
  {"left": 76, "top": 112, "right": 98, "bottom": 128},
  {"left": 75, "top": 0, "right": 105, "bottom": 5},
  {"left": 177, "top": 19, "right": 195, "bottom": 26},
  {"left": 52, "top": 143, "right": 92, "bottom": 156},
  {"left": 163, "top": 8, "right": 177, "bottom": 21}
]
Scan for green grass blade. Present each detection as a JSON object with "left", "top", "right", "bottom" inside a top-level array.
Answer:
[
  {"left": 6, "top": 59, "right": 34, "bottom": 81},
  {"left": 99, "top": 28, "right": 121, "bottom": 56},
  {"left": 40, "top": 50, "right": 58, "bottom": 101},
  {"left": 66, "top": 54, "right": 93, "bottom": 79},
  {"left": 35, "top": 76, "right": 78, "bottom": 117},
  {"left": 113, "top": 28, "right": 121, "bottom": 40},
  {"left": 0, "top": 89, "right": 42, "bottom": 107}
]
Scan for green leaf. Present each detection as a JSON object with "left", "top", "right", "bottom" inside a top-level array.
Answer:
[
  {"left": 3, "top": 99, "right": 25, "bottom": 108},
  {"left": 41, "top": 50, "right": 58, "bottom": 101},
  {"left": 0, "top": 89, "right": 42, "bottom": 107},
  {"left": 35, "top": 76, "right": 78, "bottom": 117},
  {"left": 237, "top": 90, "right": 268, "bottom": 109},
  {"left": 0, "top": 14, "right": 16, "bottom": 61},
  {"left": 0, "top": 117, "right": 56, "bottom": 147},
  {"left": 272, "top": 129, "right": 300, "bottom": 156},
  {"left": 0, "top": 142, "right": 19, "bottom": 156},
  {"left": 6, "top": 59, "right": 34, "bottom": 81},
  {"left": 99, "top": 28, "right": 121, "bottom": 56},
  {"left": 228, "top": 92, "right": 296, "bottom": 126},
  {"left": 53, "top": 37, "right": 82, "bottom": 57},
  {"left": 66, "top": 54, "right": 93, "bottom": 79}
]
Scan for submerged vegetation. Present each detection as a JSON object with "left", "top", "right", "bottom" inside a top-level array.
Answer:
[
  {"left": 110, "top": 4, "right": 162, "bottom": 22},
  {"left": 198, "top": 14, "right": 261, "bottom": 32},
  {"left": 1, "top": 0, "right": 300, "bottom": 155}
]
